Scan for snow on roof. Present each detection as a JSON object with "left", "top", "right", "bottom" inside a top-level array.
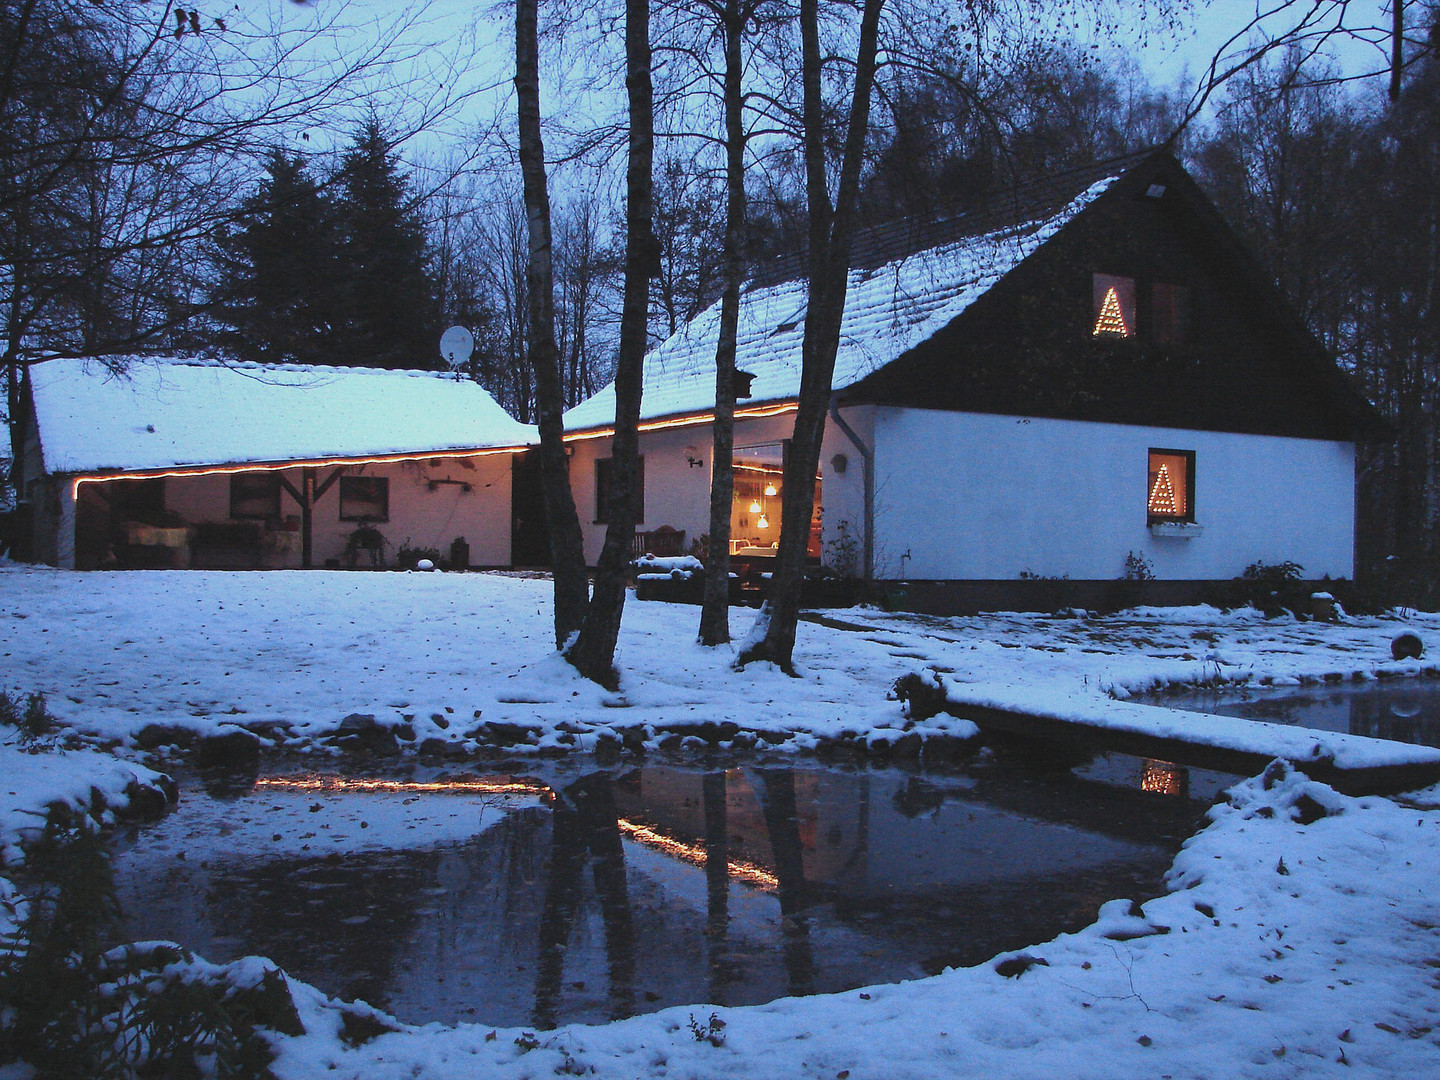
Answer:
[
  {"left": 563, "top": 177, "right": 1118, "bottom": 432},
  {"left": 30, "top": 356, "right": 538, "bottom": 475}
]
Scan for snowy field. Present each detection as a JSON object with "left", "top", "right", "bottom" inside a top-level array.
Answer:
[
  {"left": 3, "top": 565, "right": 1440, "bottom": 1077},
  {"left": 3, "top": 565, "right": 1440, "bottom": 754}
]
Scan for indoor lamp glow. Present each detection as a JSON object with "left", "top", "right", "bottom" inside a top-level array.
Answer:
[
  {"left": 757, "top": 514, "right": 770, "bottom": 529},
  {"left": 764, "top": 482, "right": 778, "bottom": 496},
  {"left": 749, "top": 499, "right": 763, "bottom": 514}
]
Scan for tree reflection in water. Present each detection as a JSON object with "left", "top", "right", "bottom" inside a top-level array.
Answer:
[
  {"left": 752, "top": 769, "right": 815, "bottom": 997},
  {"left": 702, "top": 770, "right": 731, "bottom": 1005},
  {"left": 532, "top": 774, "right": 635, "bottom": 1028},
  {"left": 113, "top": 758, "right": 1191, "bottom": 1029}
]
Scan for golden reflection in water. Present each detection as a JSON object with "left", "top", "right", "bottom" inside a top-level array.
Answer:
[
  {"left": 617, "top": 818, "right": 780, "bottom": 891},
  {"left": 1139, "top": 759, "right": 1188, "bottom": 797},
  {"left": 253, "top": 775, "right": 780, "bottom": 889},
  {"left": 254, "top": 774, "right": 555, "bottom": 800}
]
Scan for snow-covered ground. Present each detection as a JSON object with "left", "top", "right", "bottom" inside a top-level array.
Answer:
[
  {"left": 3, "top": 565, "right": 1440, "bottom": 1077},
  {"left": 3, "top": 565, "right": 1439, "bottom": 754}
]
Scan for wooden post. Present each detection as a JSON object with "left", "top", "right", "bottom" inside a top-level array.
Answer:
[
  {"left": 301, "top": 468, "right": 315, "bottom": 569},
  {"left": 280, "top": 466, "right": 343, "bottom": 570}
]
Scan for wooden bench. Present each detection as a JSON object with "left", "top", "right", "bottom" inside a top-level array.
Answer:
[{"left": 632, "top": 525, "right": 686, "bottom": 557}]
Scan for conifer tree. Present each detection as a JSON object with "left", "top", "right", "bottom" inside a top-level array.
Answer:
[
  {"left": 332, "top": 120, "right": 438, "bottom": 369},
  {"left": 212, "top": 150, "right": 343, "bottom": 366}
]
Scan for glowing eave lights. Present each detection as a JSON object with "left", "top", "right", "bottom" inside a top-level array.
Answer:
[
  {"left": 617, "top": 818, "right": 780, "bottom": 890},
  {"left": 564, "top": 402, "right": 800, "bottom": 443},
  {"left": 69, "top": 444, "right": 531, "bottom": 499}
]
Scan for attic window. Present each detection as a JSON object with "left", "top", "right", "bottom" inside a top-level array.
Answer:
[
  {"left": 1147, "top": 449, "right": 1194, "bottom": 523},
  {"left": 1093, "top": 274, "right": 1136, "bottom": 338},
  {"left": 1151, "top": 282, "right": 1191, "bottom": 344}
]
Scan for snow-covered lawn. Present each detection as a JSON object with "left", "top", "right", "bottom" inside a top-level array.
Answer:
[
  {"left": 2, "top": 565, "right": 1439, "bottom": 754},
  {"left": 3, "top": 565, "right": 1440, "bottom": 1077}
]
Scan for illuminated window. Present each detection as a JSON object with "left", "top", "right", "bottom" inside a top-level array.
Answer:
[
  {"left": 1147, "top": 449, "right": 1194, "bottom": 523},
  {"left": 595, "top": 456, "right": 644, "bottom": 524},
  {"left": 1093, "top": 273, "right": 1136, "bottom": 338},
  {"left": 339, "top": 475, "right": 388, "bottom": 522},
  {"left": 1151, "top": 282, "right": 1191, "bottom": 344},
  {"left": 230, "top": 473, "right": 280, "bottom": 520}
]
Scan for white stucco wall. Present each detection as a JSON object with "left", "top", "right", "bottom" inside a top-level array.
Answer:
[
  {"left": 871, "top": 408, "right": 1355, "bottom": 581},
  {"left": 569, "top": 410, "right": 870, "bottom": 567}
]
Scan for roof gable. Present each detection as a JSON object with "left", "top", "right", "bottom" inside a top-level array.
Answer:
[
  {"left": 844, "top": 154, "right": 1388, "bottom": 442},
  {"left": 30, "top": 356, "right": 538, "bottom": 475},
  {"left": 566, "top": 150, "right": 1384, "bottom": 444},
  {"left": 562, "top": 173, "right": 1120, "bottom": 431}
]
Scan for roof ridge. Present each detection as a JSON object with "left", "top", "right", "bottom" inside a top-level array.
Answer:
[{"left": 39, "top": 354, "right": 455, "bottom": 381}]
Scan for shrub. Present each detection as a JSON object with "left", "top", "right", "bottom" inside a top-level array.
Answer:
[
  {"left": 0, "top": 814, "right": 294, "bottom": 1078},
  {"left": 394, "top": 542, "right": 442, "bottom": 571},
  {"left": 0, "top": 690, "right": 58, "bottom": 742},
  {"left": 1237, "top": 560, "right": 1307, "bottom": 617}
]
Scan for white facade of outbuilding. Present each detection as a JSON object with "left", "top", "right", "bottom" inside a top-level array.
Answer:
[{"left": 22, "top": 357, "right": 536, "bottom": 570}]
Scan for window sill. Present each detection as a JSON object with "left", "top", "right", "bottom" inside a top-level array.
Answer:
[{"left": 1149, "top": 521, "right": 1202, "bottom": 538}]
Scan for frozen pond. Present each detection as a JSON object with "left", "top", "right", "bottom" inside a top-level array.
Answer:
[
  {"left": 110, "top": 756, "right": 1205, "bottom": 1028},
  {"left": 1160, "top": 678, "right": 1440, "bottom": 749}
]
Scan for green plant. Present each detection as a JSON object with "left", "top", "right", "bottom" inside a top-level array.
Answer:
[{"left": 0, "top": 813, "right": 293, "bottom": 1078}]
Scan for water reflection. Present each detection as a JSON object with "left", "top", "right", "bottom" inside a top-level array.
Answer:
[
  {"left": 1163, "top": 679, "right": 1440, "bottom": 748},
  {"left": 111, "top": 759, "right": 1196, "bottom": 1028}
]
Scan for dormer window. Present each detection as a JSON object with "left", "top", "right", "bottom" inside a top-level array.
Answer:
[{"left": 1093, "top": 273, "right": 1136, "bottom": 338}]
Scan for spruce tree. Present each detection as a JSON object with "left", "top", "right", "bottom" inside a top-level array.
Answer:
[
  {"left": 212, "top": 150, "right": 343, "bottom": 366},
  {"left": 333, "top": 120, "right": 438, "bottom": 369}
]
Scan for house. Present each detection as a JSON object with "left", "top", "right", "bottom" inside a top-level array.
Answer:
[
  {"left": 19, "top": 357, "right": 538, "bottom": 570},
  {"left": 563, "top": 150, "right": 1387, "bottom": 612}
]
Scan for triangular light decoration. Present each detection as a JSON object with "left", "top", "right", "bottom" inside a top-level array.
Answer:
[
  {"left": 1094, "top": 286, "right": 1130, "bottom": 337},
  {"left": 1148, "top": 464, "right": 1179, "bottom": 516}
]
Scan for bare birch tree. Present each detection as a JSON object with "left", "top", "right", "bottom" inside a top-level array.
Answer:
[
  {"left": 566, "top": 0, "right": 657, "bottom": 687},
  {"left": 516, "top": 0, "right": 591, "bottom": 646},
  {"left": 735, "top": 0, "right": 884, "bottom": 672}
]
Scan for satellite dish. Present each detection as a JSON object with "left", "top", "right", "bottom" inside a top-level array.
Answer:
[{"left": 439, "top": 325, "right": 475, "bottom": 370}]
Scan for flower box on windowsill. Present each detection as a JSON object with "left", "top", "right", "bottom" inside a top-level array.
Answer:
[{"left": 1150, "top": 521, "right": 1203, "bottom": 538}]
